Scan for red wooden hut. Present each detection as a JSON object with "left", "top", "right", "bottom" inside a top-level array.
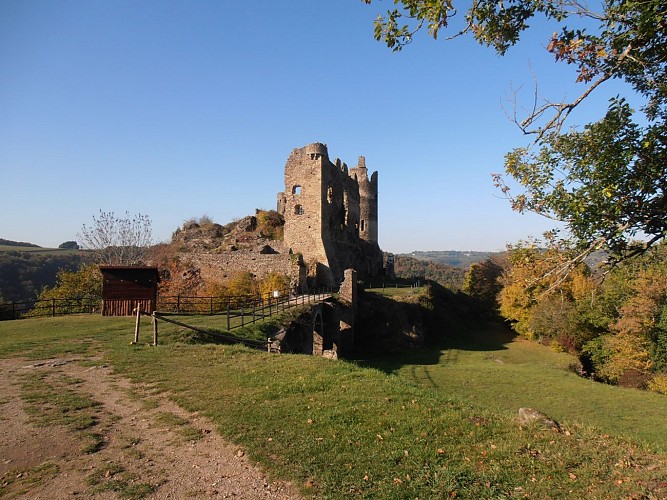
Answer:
[{"left": 100, "top": 266, "right": 159, "bottom": 316}]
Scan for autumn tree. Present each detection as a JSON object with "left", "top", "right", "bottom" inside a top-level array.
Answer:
[
  {"left": 78, "top": 210, "right": 152, "bottom": 265},
  {"left": 463, "top": 257, "right": 506, "bottom": 316},
  {"left": 364, "top": 0, "right": 667, "bottom": 272}
]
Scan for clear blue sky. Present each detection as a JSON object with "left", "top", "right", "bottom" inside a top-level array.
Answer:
[{"left": 0, "top": 1, "right": 628, "bottom": 253}]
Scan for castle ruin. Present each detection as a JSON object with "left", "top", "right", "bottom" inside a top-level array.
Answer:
[{"left": 277, "top": 143, "right": 383, "bottom": 288}]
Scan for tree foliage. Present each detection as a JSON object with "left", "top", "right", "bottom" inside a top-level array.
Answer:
[
  {"left": 58, "top": 241, "right": 80, "bottom": 250},
  {"left": 0, "top": 252, "right": 82, "bottom": 301},
  {"left": 463, "top": 256, "right": 506, "bottom": 315},
  {"left": 78, "top": 210, "right": 152, "bottom": 265},
  {"left": 392, "top": 255, "right": 466, "bottom": 290},
  {"left": 364, "top": 0, "right": 667, "bottom": 269},
  {"left": 34, "top": 264, "right": 103, "bottom": 301},
  {"left": 497, "top": 241, "right": 667, "bottom": 391}
]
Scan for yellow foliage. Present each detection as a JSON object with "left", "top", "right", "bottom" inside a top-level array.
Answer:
[
  {"left": 570, "top": 268, "right": 598, "bottom": 305},
  {"left": 226, "top": 272, "right": 258, "bottom": 299},
  {"left": 258, "top": 273, "right": 290, "bottom": 299},
  {"left": 597, "top": 333, "right": 654, "bottom": 383},
  {"left": 38, "top": 264, "right": 102, "bottom": 299},
  {"left": 647, "top": 373, "right": 667, "bottom": 395}
]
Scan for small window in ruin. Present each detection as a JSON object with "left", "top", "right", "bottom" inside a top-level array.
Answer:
[
  {"left": 343, "top": 190, "right": 349, "bottom": 225},
  {"left": 327, "top": 185, "right": 333, "bottom": 203},
  {"left": 295, "top": 204, "right": 304, "bottom": 215},
  {"left": 292, "top": 185, "right": 302, "bottom": 195},
  {"left": 361, "top": 220, "right": 365, "bottom": 231}
]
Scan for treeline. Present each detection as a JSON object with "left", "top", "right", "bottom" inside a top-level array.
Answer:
[
  {"left": 466, "top": 243, "right": 667, "bottom": 394},
  {"left": 392, "top": 254, "right": 466, "bottom": 290},
  {"left": 0, "top": 238, "right": 41, "bottom": 248},
  {"left": 0, "top": 252, "right": 83, "bottom": 302},
  {"left": 399, "top": 250, "right": 498, "bottom": 269}
]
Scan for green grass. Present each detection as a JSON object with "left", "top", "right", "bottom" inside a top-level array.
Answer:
[
  {"left": 20, "top": 371, "right": 101, "bottom": 432},
  {"left": 87, "top": 460, "right": 155, "bottom": 499},
  {"left": 1, "top": 312, "right": 666, "bottom": 498},
  {"left": 369, "top": 318, "right": 667, "bottom": 451}
]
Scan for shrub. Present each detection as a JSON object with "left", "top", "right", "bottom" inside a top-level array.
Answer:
[
  {"left": 256, "top": 210, "right": 284, "bottom": 240},
  {"left": 647, "top": 373, "right": 667, "bottom": 395}
]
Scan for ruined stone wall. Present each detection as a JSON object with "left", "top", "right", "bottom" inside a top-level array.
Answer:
[
  {"left": 186, "top": 250, "right": 295, "bottom": 285},
  {"left": 278, "top": 143, "right": 383, "bottom": 287}
]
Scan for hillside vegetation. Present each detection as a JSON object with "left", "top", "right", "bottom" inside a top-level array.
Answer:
[{"left": 0, "top": 289, "right": 665, "bottom": 498}]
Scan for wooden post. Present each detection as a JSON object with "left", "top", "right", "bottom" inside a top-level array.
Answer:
[
  {"left": 133, "top": 308, "right": 141, "bottom": 344},
  {"left": 152, "top": 314, "right": 158, "bottom": 346},
  {"left": 176, "top": 295, "right": 180, "bottom": 314},
  {"left": 252, "top": 301, "right": 256, "bottom": 323},
  {"left": 226, "top": 300, "right": 230, "bottom": 331},
  {"left": 210, "top": 296, "right": 213, "bottom": 315},
  {"left": 52, "top": 298, "right": 56, "bottom": 317}
]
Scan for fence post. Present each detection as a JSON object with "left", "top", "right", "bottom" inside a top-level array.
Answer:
[
  {"left": 268, "top": 296, "right": 272, "bottom": 317},
  {"left": 210, "top": 297, "right": 213, "bottom": 315},
  {"left": 176, "top": 295, "right": 180, "bottom": 314},
  {"left": 52, "top": 298, "right": 56, "bottom": 317},
  {"left": 12, "top": 302, "right": 16, "bottom": 320},
  {"left": 252, "top": 301, "right": 256, "bottom": 324},
  {"left": 226, "top": 299, "right": 231, "bottom": 331},
  {"left": 152, "top": 314, "right": 158, "bottom": 346},
  {"left": 133, "top": 308, "right": 141, "bottom": 344},
  {"left": 241, "top": 304, "right": 244, "bottom": 327}
]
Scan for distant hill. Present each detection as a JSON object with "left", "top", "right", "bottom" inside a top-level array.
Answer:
[
  {"left": 398, "top": 250, "right": 500, "bottom": 269},
  {"left": 391, "top": 255, "right": 467, "bottom": 291},
  {"left": 0, "top": 238, "right": 41, "bottom": 248}
]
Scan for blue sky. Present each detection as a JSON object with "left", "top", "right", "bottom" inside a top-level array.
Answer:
[{"left": 0, "top": 1, "right": 629, "bottom": 253}]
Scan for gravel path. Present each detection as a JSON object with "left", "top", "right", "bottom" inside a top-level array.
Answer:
[{"left": 0, "top": 358, "right": 302, "bottom": 499}]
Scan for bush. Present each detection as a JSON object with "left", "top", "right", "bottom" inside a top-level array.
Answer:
[
  {"left": 58, "top": 241, "right": 80, "bottom": 250},
  {"left": 647, "top": 373, "right": 667, "bottom": 395},
  {"left": 256, "top": 210, "right": 284, "bottom": 240}
]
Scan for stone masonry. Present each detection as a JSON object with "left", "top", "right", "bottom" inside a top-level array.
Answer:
[{"left": 277, "top": 143, "right": 383, "bottom": 288}]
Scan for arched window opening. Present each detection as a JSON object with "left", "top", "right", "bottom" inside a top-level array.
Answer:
[
  {"left": 294, "top": 204, "right": 304, "bottom": 215},
  {"left": 292, "top": 185, "right": 302, "bottom": 195},
  {"left": 343, "top": 191, "right": 349, "bottom": 225}
]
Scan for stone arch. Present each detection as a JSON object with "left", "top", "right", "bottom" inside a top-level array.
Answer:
[{"left": 312, "top": 310, "right": 324, "bottom": 355}]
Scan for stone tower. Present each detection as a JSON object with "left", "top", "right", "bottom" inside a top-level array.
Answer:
[
  {"left": 349, "top": 156, "right": 378, "bottom": 244},
  {"left": 277, "top": 143, "right": 383, "bottom": 288}
]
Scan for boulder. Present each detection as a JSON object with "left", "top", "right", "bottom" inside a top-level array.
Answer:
[{"left": 518, "top": 407, "right": 561, "bottom": 432}]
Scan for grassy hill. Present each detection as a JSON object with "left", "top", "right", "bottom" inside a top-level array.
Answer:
[
  {"left": 0, "top": 291, "right": 666, "bottom": 498},
  {"left": 0, "top": 239, "right": 88, "bottom": 302},
  {"left": 400, "top": 250, "right": 500, "bottom": 269}
]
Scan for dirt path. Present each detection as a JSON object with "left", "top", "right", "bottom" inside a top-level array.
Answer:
[{"left": 0, "top": 357, "right": 302, "bottom": 499}]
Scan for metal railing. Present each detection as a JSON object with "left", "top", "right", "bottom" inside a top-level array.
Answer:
[
  {"left": 0, "top": 286, "right": 335, "bottom": 322},
  {"left": 0, "top": 297, "right": 101, "bottom": 320}
]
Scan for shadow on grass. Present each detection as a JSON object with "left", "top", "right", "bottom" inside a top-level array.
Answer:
[{"left": 353, "top": 284, "right": 516, "bottom": 375}]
